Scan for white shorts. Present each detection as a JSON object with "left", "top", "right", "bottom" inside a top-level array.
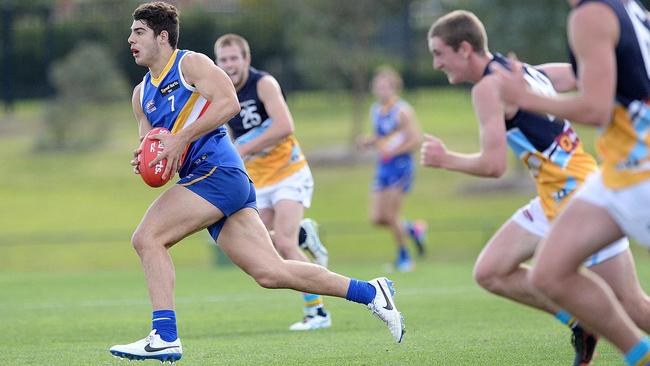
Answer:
[
  {"left": 575, "top": 171, "right": 650, "bottom": 248},
  {"left": 255, "top": 166, "right": 314, "bottom": 210},
  {"left": 512, "top": 196, "right": 629, "bottom": 267}
]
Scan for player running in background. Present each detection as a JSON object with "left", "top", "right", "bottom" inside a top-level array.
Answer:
[
  {"left": 214, "top": 33, "right": 331, "bottom": 331},
  {"left": 109, "top": 3, "right": 405, "bottom": 362},
  {"left": 491, "top": 1, "right": 650, "bottom": 365},
  {"left": 357, "top": 66, "right": 426, "bottom": 272},
  {"left": 423, "top": 10, "right": 650, "bottom": 366}
]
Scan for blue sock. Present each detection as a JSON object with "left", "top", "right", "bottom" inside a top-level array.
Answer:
[
  {"left": 345, "top": 279, "right": 376, "bottom": 305},
  {"left": 152, "top": 309, "right": 177, "bottom": 342},
  {"left": 398, "top": 246, "right": 410, "bottom": 261},
  {"left": 625, "top": 337, "right": 650, "bottom": 366},
  {"left": 554, "top": 310, "right": 577, "bottom": 328}
]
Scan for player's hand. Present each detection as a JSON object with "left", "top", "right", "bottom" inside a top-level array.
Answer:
[
  {"left": 130, "top": 146, "right": 142, "bottom": 174},
  {"left": 236, "top": 143, "right": 249, "bottom": 159},
  {"left": 148, "top": 133, "right": 188, "bottom": 181},
  {"left": 420, "top": 134, "right": 447, "bottom": 168},
  {"left": 489, "top": 53, "right": 528, "bottom": 106},
  {"left": 356, "top": 135, "right": 374, "bottom": 150}
]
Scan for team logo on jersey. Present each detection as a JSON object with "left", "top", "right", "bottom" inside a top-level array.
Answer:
[
  {"left": 145, "top": 100, "right": 157, "bottom": 114},
  {"left": 160, "top": 80, "right": 180, "bottom": 95}
]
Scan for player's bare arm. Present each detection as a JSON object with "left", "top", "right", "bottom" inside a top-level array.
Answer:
[
  {"left": 237, "top": 75, "right": 295, "bottom": 157},
  {"left": 492, "top": 3, "right": 618, "bottom": 127},
  {"left": 535, "top": 63, "right": 577, "bottom": 93},
  {"left": 379, "top": 104, "right": 422, "bottom": 158},
  {"left": 421, "top": 78, "right": 507, "bottom": 177},
  {"left": 130, "top": 82, "right": 153, "bottom": 174},
  {"left": 150, "top": 52, "right": 240, "bottom": 179}
]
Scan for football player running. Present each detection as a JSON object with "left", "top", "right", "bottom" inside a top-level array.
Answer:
[
  {"left": 109, "top": 2, "right": 405, "bottom": 362},
  {"left": 423, "top": 10, "right": 650, "bottom": 366},
  {"left": 215, "top": 33, "right": 332, "bottom": 331},
  {"left": 492, "top": 0, "right": 650, "bottom": 364}
]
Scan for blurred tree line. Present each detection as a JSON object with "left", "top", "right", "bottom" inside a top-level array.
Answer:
[
  {"left": 8, "top": 0, "right": 647, "bottom": 151},
  {"left": 2, "top": 0, "right": 581, "bottom": 101}
]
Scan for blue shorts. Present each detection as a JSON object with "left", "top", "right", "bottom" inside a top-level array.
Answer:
[
  {"left": 177, "top": 164, "right": 257, "bottom": 240},
  {"left": 373, "top": 158, "right": 414, "bottom": 193}
]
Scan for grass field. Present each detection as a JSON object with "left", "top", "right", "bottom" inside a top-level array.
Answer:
[{"left": 0, "top": 88, "right": 641, "bottom": 365}]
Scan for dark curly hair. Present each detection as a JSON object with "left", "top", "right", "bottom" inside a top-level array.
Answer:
[{"left": 133, "top": 2, "right": 179, "bottom": 48}]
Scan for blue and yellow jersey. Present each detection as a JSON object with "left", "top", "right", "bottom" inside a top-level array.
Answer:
[
  {"left": 487, "top": 54, "right": 598, "bottom": 219},
  {"left": 227, "top": 67, "right": 306, "bottom": 188},
  {"left": 140, "top": 49, "right": 244, "bottom": 178},
  {"left": 571, "top": 0, "right": 650, "bottom": 189},
  {"left": 372, "top": 100, "right": 413, "bottom": 168}
]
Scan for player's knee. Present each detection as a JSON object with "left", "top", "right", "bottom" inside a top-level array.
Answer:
[
  {"left": 473, "top": 264, "right": 502, "bottom": 293},
  {"left": 131, "top": 229, "right": 166, "bottom": 255},
  {"left": 251, "top": 267, "right": 284, "bottom": 289},
  {"left": 371, "top": 215, "right": 391, "bottom": 227}
]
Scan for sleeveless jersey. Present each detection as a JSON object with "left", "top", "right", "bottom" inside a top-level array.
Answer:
[
  {"left": 571, "top": 0, "right": 650, "bottom": 189},
  {"left": 371, "top": 100, "right": 413, "bottom": 168},
  {"left": 227, "top": 67, "right": 307, "bottom": 188},
  {"left": 139, "top": 49, "right": 244, "bottom": 178},
  {"left": 486, "top": 54, "right": 598, "bottom": 219}
]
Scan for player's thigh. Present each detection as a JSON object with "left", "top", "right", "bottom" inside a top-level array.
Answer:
[
  {"left": 135, "top": 185, "right": 225, "bottom": 247},
  {"left": 475, "top": 219, "right": 540, "bottom": 276},
  {"left": 534, "top": 199, "right": 625, "bottom": 277},
  {"left": 370, "top": 188, "right": 403, "bottom": 222},
  {"left": 272, "top": 199, "right": 304, "bottom": 240},
  {"left": 217, "top": 208, "right": 284, "bottom": 275}
]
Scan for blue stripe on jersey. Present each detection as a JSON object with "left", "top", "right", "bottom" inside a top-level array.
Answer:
[
  {"left": 550, "top": 142, "right": 571, "bottom": 169},
  {"left": 628, "top": 102, "right": 650, "bottom": 164},
  {"left": 506, "top": 128, "right": 537, "bottom": 159}
]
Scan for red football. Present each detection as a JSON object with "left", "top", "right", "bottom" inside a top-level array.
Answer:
[{"left": 138, "top": 127, "right": 172, "bottom": 187}]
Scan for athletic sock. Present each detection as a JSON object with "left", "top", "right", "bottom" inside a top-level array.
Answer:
[
  {"left": 345, "top": 278, "right": 376, "bottom": 305},
  {"left": 152, "top": 309, "right": 177, "bottom": 342},
  {"left": 398, "top": 246, "right": 410, "bottom": 262},
  {"left": 298, "top": 226, "right": 308, "bottom": 248},
  {"left": 554, "top": 309, "right": 578, "bottom": 328},
  {"left": 625, "top": 337, "right": 650, "bottom": 366},
  {"left": 303, "top": 293, "right": 324, "bottom": 314}
]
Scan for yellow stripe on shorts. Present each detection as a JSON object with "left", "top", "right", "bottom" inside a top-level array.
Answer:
[{"left": 179, "top": 166, "right": 218, "bottom": 187}]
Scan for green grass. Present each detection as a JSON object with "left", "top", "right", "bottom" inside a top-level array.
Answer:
[
  {"left": 0, "top": 88, "right": 633, "bottom": 365},
  {"left": 2, "top": 261, "right": 643, "bottom": 365}
]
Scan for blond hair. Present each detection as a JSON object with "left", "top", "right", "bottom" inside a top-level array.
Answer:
[
  {"left": 214, "top": 33, "right": 251, "bottom": 60},
  {"left": 428, "top": 10, "right": 488, "bottom": 54}
]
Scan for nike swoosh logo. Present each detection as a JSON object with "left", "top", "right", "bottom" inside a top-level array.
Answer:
[
  {"left": 376, "top": 281, "right": 393, "bottom": 310},
  {"left": 144, "top": 344, "right": 179, "bottom": 353}
]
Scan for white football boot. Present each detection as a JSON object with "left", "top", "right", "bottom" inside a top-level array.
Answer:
[
  {"left": 289, "top": 310, "right": 332, "bottom": 331},
  {"left": 367, "top": 277, "right": 405, "bottom": 343},
  {"left": 300, "top": 218, "right": 329, "bottom": 267},
  {"left": 110, "top": 329, "right": 182, "bottom": 363}
]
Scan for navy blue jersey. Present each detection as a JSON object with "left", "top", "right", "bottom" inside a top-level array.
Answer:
[
  {"left": 486, "top": 54, "right": 568, "bottom": 154},
  {"left": 571, "top": 0, "right": 650, "bottom": 106},
  {"left": 484, "top": 53, "right": 598, "bottom": 219},
  {"left": 227, "top": 67, "right": 275, "bottom": 139}
]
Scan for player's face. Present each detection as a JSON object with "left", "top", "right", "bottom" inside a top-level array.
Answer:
[
  {"left": 128, "top": 20, "right": 159, "bottom": 67},
  {"left": 215, "top": 44, "right": 249, "bottom": 88},
  {"left": 429, "top": 36, "right": 470, "bottom": 85},
  {"left": 372, "top": 75, "right": 395, "bottom": 103}
]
